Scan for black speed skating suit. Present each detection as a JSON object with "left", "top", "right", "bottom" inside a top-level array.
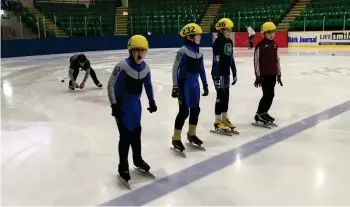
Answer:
[{"left": 68, "top": 54, "right": 102, "bottom": 89}]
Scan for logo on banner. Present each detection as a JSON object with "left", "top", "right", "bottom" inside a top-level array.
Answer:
[{"left": 288, "top": 36, "right": 317, "bottom": 43}]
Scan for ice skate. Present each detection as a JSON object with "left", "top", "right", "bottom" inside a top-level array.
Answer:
[
  {"left": 96, "top": 83, "right": 103, "bottom": 88},
  {"left": 262, "top": 113, "right": 278, "bottom": 127},
  {"left": 251, "top": 114, "right": 271, "bottom": 129},
  {"left": 210, "top": 119, "right": 232, "bottom": 136},
  {"left": 134, "top": 160, "right": 155, "bottom": 178},
  {"left": 68, "top": 86, "right": 75, "bottom": 92},
  {"left": 222, "top": 117, "right": 240, "bottom": 134},
  {"left": 170, "top": 140, "right": 186, "bottom": 157},
  {"left": 117, "top": 169, "right": 131, "bottom": 189},
  {"left": 187, "top": 134, "right": 205, "bottom": 151}
]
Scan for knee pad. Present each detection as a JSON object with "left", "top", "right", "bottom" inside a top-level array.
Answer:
[
  {"left": 179, "top": 106, "right": 189, "bottom": 120},
  {"left": 190, "top": 106, "right": 200, "bottom": 116}
]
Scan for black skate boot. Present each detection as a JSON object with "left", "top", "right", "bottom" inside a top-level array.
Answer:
[
  {"left": 134, "top": 160, "right": 155, "bottom": 178},
  {"left": 96, "top": 83, "right": 103, "bottom": 88},
  {"left": 117, "top": 167, "right": 131, "bottom": 189},
  {"left": 171, "top": 140, "right": 186, "bottom": 157},
  {"left": 68, "top": 86, "right": 75, "bottom": 92},
  {"left": 187, "top": 134, "right": 206, "bottom": 151},
  {"left": 262, "top": 112, "right": 278, "bottom": 127},
  {"left": 262, "top": 112, "right": 275, "bottom": 122},
  {"left": 251, "top": 113, "right": 271, "bottom": 128}
]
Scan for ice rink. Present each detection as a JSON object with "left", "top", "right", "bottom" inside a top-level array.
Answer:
[{"left": 1, "top": 47, "right": 350, "bottom": 206}]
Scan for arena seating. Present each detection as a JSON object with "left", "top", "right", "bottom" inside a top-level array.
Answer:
[
  {"left": 128, "top": 0, "right": 206, "bottom": 34},
  {"left": 290, "top": 0, "right": 350, "bottom": 31},
  {"left": 35, "top": 0, "right": 115, "bottom": 36},
  {"left": 213, "top": 0, "right": 292, "bottom": 32}
]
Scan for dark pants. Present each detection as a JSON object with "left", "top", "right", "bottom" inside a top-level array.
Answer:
[
  {"left": 68, "top": 68, "right": 100, "bottom": 87},
  {"left": 117, "top": 122, "right": 142, "bottom": 170},
  {"left": 257, "top": 75, "right": 276, "bottom": 114},
  {"left": 174, "top": 81, "right": 201, "bottom": 130},
  {"left": 215, "top": 88, "right": 229, "bottom": 115},
  {"left": 248, "top": 35, "right": 255, "bottom": 48}
]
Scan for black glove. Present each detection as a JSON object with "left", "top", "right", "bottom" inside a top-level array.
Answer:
[
  {"left": 202, "top": 84, "right": 209, "bottom": 96},
  {"left": 254, "top": 76, "right": 261, "bottom": 88},
  {"left": 111, "top": 101, "right": 122, "bottom": 120},
  {"left": 213, "top": 78, "right": 220, "bottom": 91},
  {"left": 277, "top": 75, "right": 283, "bottom": 86},
  {"left": 231, "top": 73, "right": 237, "bottom": 85},
  {"left": 171, "top": 86, "right": 179, "bottom": 98},
  {"left": 147, "top": 100, "right": 157, "bottom": 113}
]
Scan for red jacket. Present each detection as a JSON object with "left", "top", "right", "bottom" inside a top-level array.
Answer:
[{"left": 254, "top": 39, "right": 281, "bottom": 77}]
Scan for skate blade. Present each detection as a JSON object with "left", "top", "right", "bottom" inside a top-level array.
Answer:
[
  {"left": 209, "top": 129, "right": 233, "bottom": 136},
  {"left": 268, "top": 122, "right": 278, "bottom": 127},
  {"left": 134, "top": 167, "right": 156, "bottom": 179},
  {"left": 117, "top": 175, "right": 131, "bottom": 189},
  {"left": 228, "top": 129, "right": 240, "bottom": 134},
  {"left": 186, "top": 142, "right": 206, "bottom": 151},
  {"left": 170, "top": 147, "right": 186, "bottom": 158},
  {"left": 251, "top": 122, "right": 271, "bottom": 129}
]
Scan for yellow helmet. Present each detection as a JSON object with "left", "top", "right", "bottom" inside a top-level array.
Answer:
[
  {"left": 179, "top": 23, "right": 202, "bottom": 37},
  {"left": 261, "top": 22, "right": 276, "bottom": 33},
  {"left": 215, "top": 18, "right": 234, "bottom": 30},
  {"left": 127, "top": 35, "right": 149, "bottom": 50}
]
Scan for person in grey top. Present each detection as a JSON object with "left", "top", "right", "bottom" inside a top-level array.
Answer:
[{"left": 68, "top": 53, "right": 102, "bottom": 91}]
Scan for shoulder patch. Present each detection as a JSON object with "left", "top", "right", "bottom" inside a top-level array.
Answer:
[{"left": 176, "top": 51, "right": 183, "bottom": 61}]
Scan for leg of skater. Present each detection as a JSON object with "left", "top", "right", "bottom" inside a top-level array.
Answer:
[
  {"left": 187, "top": 86, "right": 202, "bottom": 145},
  {"left": 221, "top": 76, "right": 236, "bottom": 130},
  {"left": 255, "top": 76, "right": 269, "bottom": 124},
  {"left": 89, "top": 68, "right": 103, "bottom": 88},
  {"left": 262, "top": 75, "right": 277, "bottom": 122},
  {"left": 117, "top": 122, "right": 132, "bottom": 181},
  {"left": 172, "top": 82, "right": 189, "bottom": 151},
  {"left": 68, "top": 68, "right": 79, "bottom": 91}
]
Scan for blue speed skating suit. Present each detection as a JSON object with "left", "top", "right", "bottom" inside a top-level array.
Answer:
[
  {"left": 172, "top": 42, "right": 208, "bottom": 108},
  {"left": 107, "top": 58, "right": 154, "bottom": 130}
]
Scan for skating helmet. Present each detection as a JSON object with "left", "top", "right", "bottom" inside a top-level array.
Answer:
[
  {"left": 215, "top": 18, "right": 234, "bottom": 30},
  {"left": 128, "top": 35, "right": 149, "bottom": 51},
  {"left": 179, "top": 23, "right": 202, "bottom": 37},
  {"left": 261, "top": 22, "right": 276, "bottom": 33}
]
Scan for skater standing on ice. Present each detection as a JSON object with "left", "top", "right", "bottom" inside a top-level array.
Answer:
[
  {"left": 107, "top": 35, "right": 157, "bottom": 187},
  {"left": 67, "top": 53, "right": 102, "bottom": 91},
  {"left": 210, "top": 18, "right": 239, "bottom": 135},
  {"left": 253, "top": 22, "right": 283, "bottom": 128},
  {"left": 171, "top": 23, "right": 209, "bottom": 156}
]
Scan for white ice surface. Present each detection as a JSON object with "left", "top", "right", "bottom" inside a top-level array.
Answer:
[{"left": 1, "top": 48, "right": 350, "bottom": 206}]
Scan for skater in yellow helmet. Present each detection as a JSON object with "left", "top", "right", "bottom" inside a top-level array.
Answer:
[
  {"left": 252, "top": 22, "right": 283, "bottom": 128},
  {"left": 170, "top": 23, "right": 209, "bottom": 156},
  {"left": 107, "top": 34, "right": 157, "bottom": 188},
  {"left": 210, "top": 18, "right": 239, "bottom": 135}
]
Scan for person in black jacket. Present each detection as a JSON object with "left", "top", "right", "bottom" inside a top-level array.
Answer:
[
  {"left": 211, "top": 18, "right": 238, "bottom": 134},
  {"left": 253, "top": 22, "right": 283, "bottom": 126},
  {"left": 68, "top": 54, "right": 102, "bottom": 91}
]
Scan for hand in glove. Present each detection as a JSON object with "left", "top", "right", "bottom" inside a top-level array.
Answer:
[
  {"left": 277, "top": 75, "right": 283, "bottom": 86},
  {"left": 254, "top": 76, "right": 261, "bottom": 88},
  {"left": 213, "top": 79, "right": 221, "bottom": 91},
  {"left": 79, "top": 82, "right": 85, "bottom": 89},
  {"left": 202, "top": 84, "right": 209, "bottom": 96},
  {"left": 171, "top": 86, "right": 179, "bottom": 98},
  {"left": 111, "top": 101, "right": 122, "bottom": 121},
  {"left": 231, "top": 73, "right": 237, "bottom": 85},
  {"left": 147, "top": 100, "right": 157, "bottom": 113}
]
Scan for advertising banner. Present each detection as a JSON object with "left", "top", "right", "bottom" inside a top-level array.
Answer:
[
  {"left": 234, "top": 31, "right": 288, "bottom": 48},
  {"left": 288, "top": 31, "right": 350, "bottom": 48}
]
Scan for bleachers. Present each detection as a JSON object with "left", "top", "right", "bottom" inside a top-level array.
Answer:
[
  {"left": 128, "top": 0, "right": 206, "bottom": 34},
  {"left": 35, "top": 0, "right": 116, "bottom": 36},
  {"left": 213, "top": 0, "right": 292, "bottom": 32},
  {"left": 290, "top": 0, "right": 350, "bottom": 31}
]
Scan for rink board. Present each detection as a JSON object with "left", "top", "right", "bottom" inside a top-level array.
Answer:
[{"left": 288, "top": 31, "right": 350, "bottom": 48}]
